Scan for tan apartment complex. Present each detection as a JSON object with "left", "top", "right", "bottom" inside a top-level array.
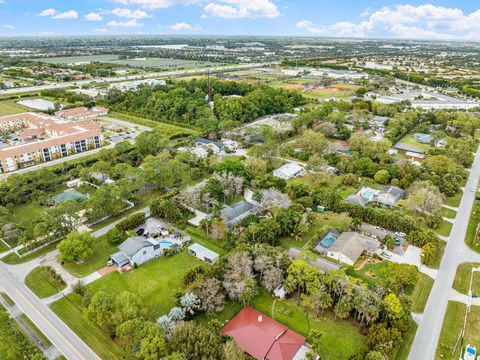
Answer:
[{"left": 0, "top": 112, "right": 104, "bottom": 173}]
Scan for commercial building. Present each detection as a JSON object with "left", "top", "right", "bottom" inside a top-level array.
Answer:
[
  {"left": 0, "top": 112, "right": 103, "bottom": 173},
  {"left": 377, "top": 91, "right": 478, "bottom": 110}
]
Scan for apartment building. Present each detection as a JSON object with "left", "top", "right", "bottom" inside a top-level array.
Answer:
[
  {"left": 0, "top": 112, "right": 103, "bottom": 173},
  {"left": 55, "top": 106, "right": 108, "bottom": 120}
]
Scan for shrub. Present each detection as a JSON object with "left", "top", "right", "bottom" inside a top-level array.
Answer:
[
  {"left": 106, "top": 227, "right": 127, "bottom": 245},
  {"left": 115, "top": 212, "right": 145, "bottom": 232}
]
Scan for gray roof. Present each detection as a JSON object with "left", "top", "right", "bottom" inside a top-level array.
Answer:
[
  {"left": 372, "top": 186, "right": 405, "bottom": 206},
  {"left": 111, "top": 251, "right": 130, "bottom": 266},
  {"left": 194, "top": 138, "right": 224, "bottom": 149},
  {"left": 346, "top": 194, "right": 370, "bottom": 206},
  {"left": 221, "top": 201, "right": 253, "bottom": 226},
  {"left": 118, "top": 236, "right": 157, "bottom": 257},
  {"left": 189, "top": 243, "right": 219, "bottom": 260},
  {"left": 329, "top": 232, "right": 380, "bottom": 263},
  {"left": 287, "top": 248, "right": 340, "bottom": 273}
]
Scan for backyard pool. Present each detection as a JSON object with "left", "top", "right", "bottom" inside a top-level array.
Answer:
[
  {"left": 314, "top": 228, "right": 340, "bottom": 251},
  {"left": 159, "top": 241, "right": 174, "bottom": 250}
]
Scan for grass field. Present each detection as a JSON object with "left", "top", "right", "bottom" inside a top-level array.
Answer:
[
  {"left": 63, "top": 235, "right": 117, "bottom": 277},
  {"left": 410, "top": 273, "right": 434, "bottom": 313},
  {"left": 465, "top": 202, "right": 480, "bottom": 253},
  {"left": 397, "top": 134, "right": 432, "bottom": 152},
  {"left": 24, "top": 266, "right": 66, "bottom": 298},
  {"left": 198, "top": 289, "right": 367, "bottom": 360},
  {"left": 439, "top": 207, "right": 457, "bottom": 219},
  {"left": 348, "top": 260, "right": 389, "bottom": 287},
  {"left": 436, "top": 220, "right": 453, "bottom": 237},
  {"left": 50, "top": 294, "right": 126, "bottom": 360},
  {"left": 0, "top": 100, "right": 28, "bottom": 116},
  {"left": 445, "top": 192, "right": 463, "bottom": 208},
  {"left": 430, "top": 240, "right": 446, "bottom": 269},
  {"left": 88, "top": 251, "right": 200, "bottom": 320},
  {"left": 18, "top": 313, "right": 52, "bottom": 347},
  {"left": 453, "top": 262, "right": 480, "bottom": 296},
  {"left": 392, "top": 320, "right": 418, "bottom": 360},
  {"left": 436, "top": 302, "right": 480, "bottom": 359},
  {"left": 0, "top": 241, "right": 9, "bottom": 254},
  {"left": 104, "top": 111, "right": 199, "bottom": 137},
  {"left": 7, "top": 203, "right": 45, "bottom": 240}
]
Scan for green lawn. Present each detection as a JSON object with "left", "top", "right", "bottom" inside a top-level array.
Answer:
[
  {"left": 24, "top": 266, "right": 66, "bottom": 298},
  {"left": 1, "top": 243, "right": 57, "bottom": 265},
  {"left": 445, "top": 192, "right": 463, "bottom": 208},
  {"left": 453, "top": 262, "right": 480, "bottom": 296},
  {"left": 50, "top": 294, "right": 126, "bottom": 360},
  {"left": 0, "top": 101, "right": 27, "bottom": 116},
  {"left": 0, "top": 241, "right": 9, "bottom": 254},
  {"left": 198, "top": 289, "right": 367, "bottom": 360},
  {"left": 7, "top": 203, "right": 45, "bottom": 244},
  {"left": 392, "top": 320, "right": 418, "bottom": 360},
  {"left": 410, "top": 273, "right": 434, "bottom": 313},
  {"left": 436, "top": 302, "right": 480, "bottom": 359},
  {"left": 347, "top": 260, "right": 389, "bottom": 287},
  {"left": 430, "top": 240, "right": 446, "bottom": 269},
  {"left": 436, "top": 220, "right": 452, "bottom": 237},
  {"left": 63, "top": 235, "right": 117, "bottom": 277},
  {"left": 439, "top": 207, "right": 457, "bottom": 219},
  {"left": 397, "top": 134, "right": 432, "bottom": 152},
  {"left": 18, "top": 313, "right": 52, "bottom": 347},
  {"left": 87, "top": 251, "right": 201, "bottom": 320},
  {"left": 465, "top": 202, "right": 480, "bottom": 253},
  {"left": 184, "top": 225, "right": 227, "bottom": 256}
]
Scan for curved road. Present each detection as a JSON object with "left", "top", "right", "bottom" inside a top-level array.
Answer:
[{"left": 409, "top": 145, "right": 480, "bottom": 359}]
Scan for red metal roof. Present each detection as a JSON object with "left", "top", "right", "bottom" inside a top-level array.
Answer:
[{"left": 221, "top": 307, "right": 305, "bottom": 360}]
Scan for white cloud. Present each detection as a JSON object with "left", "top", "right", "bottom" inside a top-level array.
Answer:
[
  {"left": 94, "top": 27, "right": 108, "bottom": 33},
  {"left": 2, "top": 24, "right": 14, "bottom": 29},
  {"left": 0, "top": 1, "right": 6, "bottom": 4},
  {"left": 52, "top": 10, "right": 79, "bottom": 19},
  {"left": 110, "top": 0, "right": 198, "bottom": 9},
  {"left": 170, "top": 22, "right": 201, "bottom": 31},
  {"left": 107, "top": 19, "right": 144, "bottom": 27},
  {"left": 85, "top": 12, "right": 103, "bottom": 21},
  {"left": 297, "top": 5, "right": 480, "bottom": 40},
  {"left": 201, "top": 14, "right": 208, "bottom": 19},
  {"left": 296, "top": 20, "right": 327, "bottom": 35},
  {"left": 38, "top": 8, "right": 57, "bottom": 17},
  {"left": 41, "top": 31, "right": 55, "bottom": 36},
  {"left": 109, "top": 8, "right": 150, "bottom": 19},
  {"left": 204, "top": 0, "right": 279, "bottom": 19}
]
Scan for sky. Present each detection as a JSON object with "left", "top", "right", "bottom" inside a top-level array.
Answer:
[{"left": 1, "top": 1, "right": 480, "bottom": 40}]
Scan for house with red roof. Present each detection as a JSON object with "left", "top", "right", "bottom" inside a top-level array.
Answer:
[{"left": 221, "top": 307, "right": 309, "bottom": 360}]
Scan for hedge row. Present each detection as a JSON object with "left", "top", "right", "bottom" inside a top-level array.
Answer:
[{"left": 115, "top": 212, "right": 145, "bottom": 232}]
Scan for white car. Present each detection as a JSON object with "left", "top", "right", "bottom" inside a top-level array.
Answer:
[{"left": 471, "top": 186, "right": 476, "bottom": 192}]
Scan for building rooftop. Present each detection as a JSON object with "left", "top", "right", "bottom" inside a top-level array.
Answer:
[
  {"left": 119, "top": 236, "right": 158, "bottom": 257},
  {"left": 188, "top": 243, "right": 219, "bottom": 260},
  {"left": 329, "top": 232, "right": 380, "bottom": 263},
  {"left": 221, "top": 307, "right": 305, "bottom": 360}
]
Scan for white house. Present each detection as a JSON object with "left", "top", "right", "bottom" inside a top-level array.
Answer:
[
  {"left": 111, "top": 236, "right": 162, "bottom": 267},
  {"left": 188, "top": 243, "right": 219, "bottom": 264},
  {"left": 273, "top": 163, "right": 304, "bottom": 180}
]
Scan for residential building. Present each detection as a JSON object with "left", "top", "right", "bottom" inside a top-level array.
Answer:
[
  {"left": 273, "top": 163, "right": 304, "bottom": 180},
  {"left": 55, "top": 106, "right": 108, "bottom": 120},
  {"left": 413, "top": 133, "right": 433, "bottom": 144},
  {"left": 220, "top": 201, "right": 254, "bottom": 228},
  {"left": 371, "top": 186, "right": 406, "bottom": 207},
  {"left": 111, "top": 236, "right": 163, "bottom": 267},
  {"left": 324, "top": 231, "right": 380, "bottom": 265},
  {"left": 0, "top": 112, "right": 103, "bottom": 173},
  {"left": 194, "top": 137, "right": 225, "bottom": 154},
  {"left": 188, "top": 243, "right": 219, "bottom": 264},
  {"left": 221, "top": 307, "right": 308, "bottom": 360}
]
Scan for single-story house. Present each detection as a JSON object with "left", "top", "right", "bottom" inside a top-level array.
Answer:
[
  {"left": 111, "top": 236, "right": 163, "bottom": 267},
  {"left": 188, "top": 243, "right": 219, "bottom": 264},
  {"left": 325, "top": 232, "right": 380, "bottom": 266},
  {"left": 221, "top": 201, "right": 254, "bottom": 228},
  {"left": 346, "top": 186, "right": 378, "bottom": 206},
  {"left": 221, "top": 307, "right": 308, "bottom": 360},
  {"left": 405, "top": 151, "right": 425, "bottom": 162},
  {"left": 194, "top": 138, "right": 225, "bottom": 153},
  {"left": 273, "top": 163, "right": 304, "bottom": 180},
  {"left": 371, "top": 186, "right": 406, "bottom": 207}
]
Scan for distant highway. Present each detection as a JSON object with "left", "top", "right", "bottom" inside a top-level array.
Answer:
[{"left": 0, "top": 62, "right": 273, "bottom": 96}]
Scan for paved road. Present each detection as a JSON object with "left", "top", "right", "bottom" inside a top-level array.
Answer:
[
  {"left": 409, "top": 145, "right": 480, "bottom": 359},
  {"left": 0, "top": 63, "right": 272, "bottom": 96},
  {"left": 0, "top": 261, "right": 101, "bottom": 360},
  {"left": 91, "top": 206, "right": 150, "bottom": 237},
  {"left": 101, "top": 116, "right": 152, "bottom": 132}
]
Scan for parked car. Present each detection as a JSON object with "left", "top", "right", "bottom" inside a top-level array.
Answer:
[
  {"left": 136, "top": 228, "right": 144, "bottom": 236},
  {"left": 380, "top": 251, "right": 392, "bottom": 259}
]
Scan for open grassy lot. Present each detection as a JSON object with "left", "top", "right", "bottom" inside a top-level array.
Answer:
[
  {"left": 280, "top": 211, "right": 352, "bottom": 249},
  {"left": 397, "top": 133, "right": 432, "bottom": 152},
  {"left": 439, "top": 207, "right": 457, "bottom": 219},
  {"left": 24, "top": 266, "right": 66, "bottom": 298},
  {"left": 7, "top": 203, "right": 45, "bottom": 239},
  {"left": 445, "top": 192, "right": 463, "bottom": 208},
  {"left": 453, "top": 262, "right": 480, "bottom": 296},
  {"left": 184, "top": 225, "right": 227, "bottom": 255},
  {"left": 436, "top": 220, "right": 453, "bottom": 237},
  {"left": 198, "top": 289, "right": 367, "bottom": 360},
  {"left": 104, "top": 111, "right": 199, "bottom": 137},
  {"left": 50, "top": 293, "right": 126, "bottom": 360},
  {"left": 410, "top": 273, "right": 434, "bottom": 313},
  {"left": 63, "top": 235, "right": 117, "bottom": 277},
  {"left": 0, "top": 100, "right": 28, "bottom": 116},
  {"left": 348, "top": 259, "right": 389, "bottom": 287},
  {"left": 1, "top": 243, "right": 57, "bottom": 265},
  {"left": 88, "top": 251, "right": 200, "bottom": 320},
  {"left": 436, "top": 302, "right": 480, "bottom": 359},
  {"left": 465, "top": 201, "right": 480, "bottom": 253},
  {"left": 0, "top": 241, "right": 9, "bottom": 254}
]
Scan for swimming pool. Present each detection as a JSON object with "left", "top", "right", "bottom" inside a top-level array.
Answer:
[
  {"left": 314, "top": 229, "right": 340, "bottom": 250},
  {"left": 159, "top": 241, "right": 173, "bottom": 250},
  {"left": 320, "top": 236, "right": 336, "bottom": 248}
]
